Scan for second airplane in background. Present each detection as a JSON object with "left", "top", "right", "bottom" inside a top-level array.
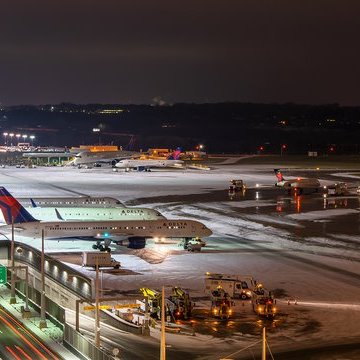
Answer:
[
  {"left": 274, "top": 169, "right": 321, "bottom": 194},
  {"left": 115, "top": 148, "right": 184, "bottom": 172}
]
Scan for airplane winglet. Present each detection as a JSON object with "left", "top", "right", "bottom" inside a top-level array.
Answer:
[
  {"left": 30, "top": 198, "right": 37, "bottom": 208},
  {"left": 55, "top": 208, "right": 65, "bottom": 221}
]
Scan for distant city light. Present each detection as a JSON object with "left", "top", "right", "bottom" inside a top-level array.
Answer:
[{"left": 93, "top": 128, "right": 100, "bottom": 132}]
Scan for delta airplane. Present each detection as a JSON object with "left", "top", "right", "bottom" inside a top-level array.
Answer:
[
  {"left": 18, "top": 196, "right": 124, "bottom": 208},
  {"left": 274, "top": 169, "right": 321, "bottom": 194},
  {"left": 27, "top": 206, "right": 165, "bottom": 222},
  {"left": 0, "top": 187, "right": 212, "bottom": 249},
  {"left": 115, "top": 148, "right": 184, "bottom": 172}
]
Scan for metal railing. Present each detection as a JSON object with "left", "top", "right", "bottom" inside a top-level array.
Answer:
[
  {"left": 0, "top": 240, "right": 93, "bottom": 300},
  {"left": 64, "top": 324, "right": 113, "bottom": 360}
]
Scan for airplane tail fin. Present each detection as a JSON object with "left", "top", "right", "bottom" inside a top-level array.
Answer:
[
  {"left": 274, "top": 169, "right": 284, "bottom": 182},
  {"left": 30, "top": 198, "right": 37, "bottom": 208},
  {"left": 0, "top": 187, "right": 38, "bottom": 224},
  {"left": 55, "top": 208, "right": 65, "bottom": 221},
  {"left": 167, "top": 147, "right": 182, "bottom": 160}
]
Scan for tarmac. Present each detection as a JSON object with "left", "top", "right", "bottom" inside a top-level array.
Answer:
[{"left": 0, "top": 284, "right": 81, "bottom": 360}]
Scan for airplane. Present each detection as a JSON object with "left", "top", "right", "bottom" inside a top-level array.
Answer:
[
  {"left": 18, "top": 196, "right": 124, "bottom": 208},
  {"left": 274, "top": 169, "right": 321, "bottom": 194},
  {"left": 115, "top": 148, "right": 184, "bottom": 172},
  {"left": 25, "top": 205, "right": 165, "bottom": 222},
  {"left": 67, "top": 149, "right": 142, "bottom": 167},
  {"left": 0, "top": 187, "right": 212, "bottom": 250}
]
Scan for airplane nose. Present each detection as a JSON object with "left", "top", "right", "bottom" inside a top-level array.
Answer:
[{"left": 205, "top": 227, "right": 213, "bottom": 236}]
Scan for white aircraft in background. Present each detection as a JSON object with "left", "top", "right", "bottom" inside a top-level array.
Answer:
[
  {"left": 274, "top": 169, "right": 321, "bottom": 194},
  {"left": 67, "top": 149, "right": 141, "bottom": 166},
  {"left": 0, "top": 187, "right": 212, "bottom": 250},
  {"left": 26, "top": 205, "right": 165, "bottom": 222},
  {"left": 115, "top": 148, "right": 184, "bottom": 172},
  {"left": 18, "top": 196, "right": 124, "bottom": 208}
]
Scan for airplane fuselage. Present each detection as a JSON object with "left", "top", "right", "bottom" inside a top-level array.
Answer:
[
  {"left": 18, "top": 196, "right": 123, "bottom": 208},
  {"left": 2, "top": 219, "right": 212, "bottom": 240},
  {"left": 26, "top": 206, "right": 165, "bottom": 221},
  {"left": 115, "top": 159, "right": 184, "bottom": 170},
  {"left": 275, "top": 178, "right": 321, "bottom": 191}
]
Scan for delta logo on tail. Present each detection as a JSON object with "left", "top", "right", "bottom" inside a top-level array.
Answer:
[
  {"left": 167, "top": 147, "right": 182, "bottom": 160},
  {"left": 274, "top": 169, "right": 284, "bottom": 183},
  {"left": 0, "top": 187, "right": 38, "bottom": 224}
]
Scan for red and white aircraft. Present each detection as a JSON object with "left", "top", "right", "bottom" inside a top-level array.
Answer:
[{"left": 274, "top": 169, "right": 321, "bottom": 194}]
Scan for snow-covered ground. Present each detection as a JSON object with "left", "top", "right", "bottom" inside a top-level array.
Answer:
[{"left": 0, "top": 162, "right": 359, "bottom": 359}]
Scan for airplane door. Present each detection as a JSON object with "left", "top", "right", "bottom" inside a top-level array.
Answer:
[{"left": 34, "top": 224, "right": 41, "bottom": 237}]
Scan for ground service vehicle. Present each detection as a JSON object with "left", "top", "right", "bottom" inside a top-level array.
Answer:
[
  {"left": 251, "top": 284, "right": 277, "bottom": 318},
  {"left": 205, "top": 273, "right": 253, "bottom": 300},
  {"left": 82, "top": 251, "right": 121, "bottom": 269},
  {"left": 140, "top": 287, "right": 193, "bottom": 321},
  {"left": 323, "top": 182, "right": 347, "bottom": 196},
  {"left": 210, "top": 288, "right": 233, "bottom": 319},
  {"left": 179, "top": 238, "right": 206, "bottom": 252},
  {"left": 252, "top": 295, "right": 277, "bottom": 318},
  {"left": 168, "top": 287, "right": 193, "bottom": 320},
  {"left": 228, "top": 179, "right": 245, "bottom": 193}
]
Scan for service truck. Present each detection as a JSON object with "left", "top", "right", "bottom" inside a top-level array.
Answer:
[
  {"left": 205, "top": 273, "right": 254, "bottom": 300},
  {"left": 82, "top": 251, "right": 121, "bottom": 269},
  {"left": 210, "top": 287, "right": 234, "bottom": 319},
  {"left": 252, "top": 294, "right": 277, "bottom": 318},
  {"left": 324, "top": 182, "right": 347, "bottom": 196}
]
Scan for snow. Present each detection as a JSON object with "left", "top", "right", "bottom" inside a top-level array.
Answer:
[{"left": 0, "top": 164, "right": 360, "bottom": 358}]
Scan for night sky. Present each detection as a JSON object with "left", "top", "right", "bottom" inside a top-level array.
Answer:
[{"left": 1, "top": 1, "right": 360, "bottom": 106}]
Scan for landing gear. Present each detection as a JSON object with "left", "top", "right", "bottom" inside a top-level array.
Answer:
[{"left": 92, "top": 240, "right": 112, "bottom": 252}]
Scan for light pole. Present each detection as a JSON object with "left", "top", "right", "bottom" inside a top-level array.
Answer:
[
  {"left": 9, "top": 216, "right": 16, "bottom": 304},
  {"left": 160, "top": 286, "right": 166, "bottom": 360},
  {"left": 39, "top": 229, "right": 47, "bottom": 329},
  {"left": 9, "top": 133, "right": 14, "bottom": 146},
  {"left": 280, "top": 144, "right": 286, "bottom": 157},
  {"left": 95, "top": 258, "right": 100, "bottom": 347},
  {"left": 22, "top": 134, "right": 28, "bottom": 143},
  {"left": 262, "top": 327, "right": 266, "bottom": 360},
  {"left": 15, "top": 134, "right": 21, "bottom": 145},
  {"left": 93, "top": 128, "right": 101, "bottom": 146},
  {"left": 3, "top": 132, "right": 8, "bottom": 146},
  {"left": 29, "top": 135, "right": 35, "bottom": 147}
]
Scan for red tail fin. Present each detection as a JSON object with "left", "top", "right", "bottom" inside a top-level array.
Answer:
[
  {"left": 0, "top": 187, "right": 38, "bottom": 224},
  {"left": 274, "top": 169, "right": 284, "bottom": 182}
]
